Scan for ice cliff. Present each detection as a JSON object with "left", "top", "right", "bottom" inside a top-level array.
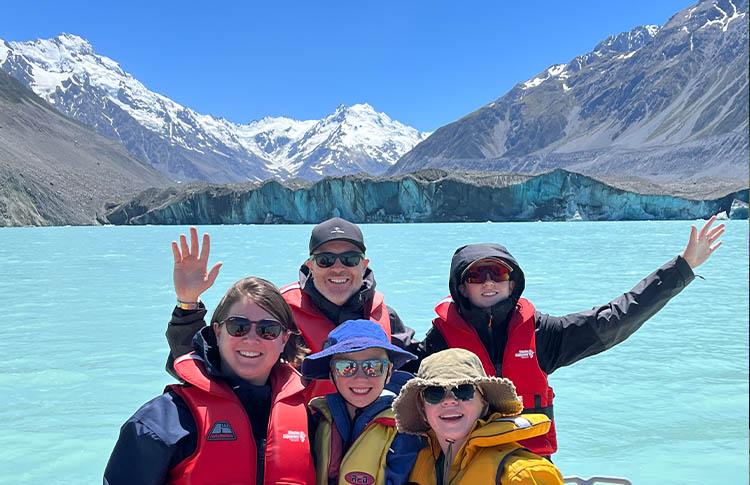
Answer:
[{"left": 103, "top": 169, "right": 748, "bottom": 225}]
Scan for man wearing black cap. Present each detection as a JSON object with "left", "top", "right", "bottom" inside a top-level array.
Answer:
[{"left": 165, "top": 218, "right": 417, "bottom": 376}]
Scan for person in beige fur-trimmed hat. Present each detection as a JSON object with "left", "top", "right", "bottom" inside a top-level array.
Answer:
[{"left": 393, "top": 348, "right": 563, "bottom": 484}]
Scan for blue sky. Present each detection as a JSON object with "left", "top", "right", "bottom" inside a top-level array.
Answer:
[{"left": 4, "top": 1, "right": 694, "bottom": 131}]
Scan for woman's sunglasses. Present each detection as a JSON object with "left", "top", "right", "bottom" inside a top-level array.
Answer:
[
  {"left": 463, "top": 264, "right": 511, "bottom": 284},
  {"left": 311, "top": 251, "right": 364, "bottom": 268},
  {"left": 330, "top": 358, "right": 390, "bottom": 378},
  {"left": 217, "top": 316, "right": 286, "bottom": 340},
  {"left": 421, "top": 384, "right": 478, "bottom": 405}
]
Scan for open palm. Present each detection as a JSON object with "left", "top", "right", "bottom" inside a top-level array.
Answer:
[
  {"left": 681, "top": 215, "right": 725, "bottom": 269},
  {"left": 172, "top": 227, "right": 223, "bottom": 302}
]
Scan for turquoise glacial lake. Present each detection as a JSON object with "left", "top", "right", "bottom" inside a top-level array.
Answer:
[{"left": 0, "top": 221, "right": 747, "bottom": 484}]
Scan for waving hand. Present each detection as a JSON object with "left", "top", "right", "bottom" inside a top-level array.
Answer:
[
  {"left": 171, "top": 227, "right": 223, "bottom": 302},
  {"left": 681, "top": 215, "right": 725, "bottom": 269}
]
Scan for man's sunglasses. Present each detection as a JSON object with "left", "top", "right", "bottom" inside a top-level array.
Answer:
[
  {"left": 311, "top": 251, "right": 364, "bottom": 268},
  {"left": 421, "top": 384, "right": 478, "bottom": 405},
  {"left": 217, "top": 316, "right": 286, "bottom": 340},
  {"left": 330, "top": 358, "right": 390, "bottom": 378},
  {"left": 463, "top": 264, "right": 511, "bottom": 284}
]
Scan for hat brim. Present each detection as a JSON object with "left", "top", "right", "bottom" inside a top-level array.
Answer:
[
  {"left": 301, "top": 337, "right": 416, "bottom": 380},
  {"left": 393, "top": 375, "right": 523, "bottom": 435}
]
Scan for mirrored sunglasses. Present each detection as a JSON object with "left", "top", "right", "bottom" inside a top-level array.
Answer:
[
  {"left": 218, "top": 316, "right": 286, "bottom": 340},
  {"left": 463, "top": 264, "right": 511, "bottom": 284},
  {"left": 330, "top": 358, "right": 390, "bottom": 378},
  {"left": 421, "top": 384, "right": 477, "bottom": 405},
  {"left": 311, "top": 251, "right": 364, "bottom": 268}
]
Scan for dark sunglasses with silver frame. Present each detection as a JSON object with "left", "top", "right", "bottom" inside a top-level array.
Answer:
[{"left": 217, "top": 316, "right": 287, "bottom": 340}]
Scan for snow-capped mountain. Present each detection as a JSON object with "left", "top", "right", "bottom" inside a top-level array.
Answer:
[
  {"left": 390, "top": 0, "right": 748, "bottom": 184},
  {"left": 0, "top": 34, "right": 428, "bottom": 182}
]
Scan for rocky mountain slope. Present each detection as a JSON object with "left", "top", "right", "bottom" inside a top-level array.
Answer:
[
  {"left": 0, "top": 69, "right": 169, "bottom": 226},
  {"left": 389, "top": 0, "right": 748, "bottom": 185}
]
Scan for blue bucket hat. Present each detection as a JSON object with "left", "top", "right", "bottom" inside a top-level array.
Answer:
[{"left": 301, "top": 319, "right": 417, "bottom": 380}]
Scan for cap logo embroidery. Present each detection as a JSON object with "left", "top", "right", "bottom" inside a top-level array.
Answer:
[
  {"left": 330, "top": 226, "right": 346, "bottom": 234},
  {"left": 207, "top": 421, "right": 237, "bottom": 441},
  {"left": 514, "top": 349, "right": 534, "bottom": 359},
  {"left": 282, "top": 430, "right": 307, "bottom": 442}
]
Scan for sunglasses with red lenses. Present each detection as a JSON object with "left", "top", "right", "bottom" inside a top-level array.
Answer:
[
  {"left": 463, "top": 263, "right": 511, "bottom": 284},
  {"left": 330, "top": 358, "right": 390, "bottom": 378},
  {"left": 421, "top": 384, "right": 477, "bottom": 405},
  {"left": 218, "top": 316, "right": 286, "bottom": 340},
  {"left": 311, "top": 251, "right": 364, "bottom": 268}
]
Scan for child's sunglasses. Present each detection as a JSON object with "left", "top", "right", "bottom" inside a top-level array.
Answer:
[
  {"left": 463, "top": 264, "right": 511, "bottom": 284},
  {"left": 311, "top": 251, "right": 364, "bottom": 268},
  {"left": 421, "top": 384, "right": 478, "bottom": 405},
  {"left": 217, "top": 316, "right": 286, "bottom": 340},
  {"left": 330, "top": 358, "right": 390, "bottom": 378}
]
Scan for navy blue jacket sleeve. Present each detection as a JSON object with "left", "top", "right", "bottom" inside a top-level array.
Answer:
[
  {"left": 385, "top": 433, "right": 424, "bottom": 485},
  {"left": 104, "top": 391, "right": 196, "bottom": 485}
]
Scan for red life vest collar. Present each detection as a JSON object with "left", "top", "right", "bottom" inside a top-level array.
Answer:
[
  {"left": 280, "top": 281, "right": 390, "bottom": 353},
  {"left": 173, "top": 353, "right": 305, "bottom": 404}
]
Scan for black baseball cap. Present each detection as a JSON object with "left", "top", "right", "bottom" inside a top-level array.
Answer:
[{"left": 309, "top": 217, "right": 366, "bottom": 254}]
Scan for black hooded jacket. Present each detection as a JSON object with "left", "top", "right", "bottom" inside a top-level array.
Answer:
[
  {"left": 105, "top": 327, "right": 277, "bottom": 485},
  {"left": 165, "top": 266, "right": 418, "bottom": 376},
  {"left": 417, "top": 243, "right": 696, "bottom": 375}
]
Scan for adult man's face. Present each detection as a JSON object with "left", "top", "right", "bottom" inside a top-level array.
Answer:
[{"left": 305, "top": 240, "right": 369, "bottom": 306}]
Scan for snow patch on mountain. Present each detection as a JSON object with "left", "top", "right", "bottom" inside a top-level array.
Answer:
[{"left": 0, "top": 34, "right": 428, "bottom": 182}]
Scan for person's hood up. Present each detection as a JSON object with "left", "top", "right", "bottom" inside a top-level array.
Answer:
[{"left": 448, "top": 243, "right": 526, "bottom": 317}]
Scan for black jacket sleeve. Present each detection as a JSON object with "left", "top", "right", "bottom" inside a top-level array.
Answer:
[
  {"left": 535, "top": 255, "right": 695, "bottom": 374},
  {"left": 165, "top": 304, "right": 209, "bottom": 379},
  {"left": 387, "top": 305, "right": 417, "bottom": 350},
  {"left": 387, "top": 305, "right": 423, "bottom": 374},
  {"left": 104, "top": 392, "right": 196, "bottom": 485},
  {"left": 402, "top": 326, "right": 448, "bottom": 373}
]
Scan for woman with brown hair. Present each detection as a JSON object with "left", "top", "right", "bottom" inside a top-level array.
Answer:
[{"left": 105, "top": 277, "right": 315, "bottom": 485}]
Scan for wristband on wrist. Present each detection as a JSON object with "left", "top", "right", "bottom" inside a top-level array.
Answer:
[{"left": 176, "top": 299, "right": 200, "bottom": 310}]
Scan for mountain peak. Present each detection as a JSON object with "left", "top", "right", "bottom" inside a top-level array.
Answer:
[
  {"left": 594, "top": 24, "right": 660, "bottom": 55},
  {"left": 52, "top": 33, "right": 94, "bottom": 55},
  {"left": 1, "top": 36, "right": 427, "bottom": 182}
]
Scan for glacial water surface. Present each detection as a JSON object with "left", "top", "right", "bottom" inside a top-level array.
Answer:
[{"left": 0, "top": 221, "right": 747, "bottom": 484}]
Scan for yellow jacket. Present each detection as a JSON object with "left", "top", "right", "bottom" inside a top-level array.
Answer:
[
  {"left": 310, "top": 394, "right": 420, "bottom": 485},
  {"left": 408, "top": 413, "right": 563, "bottom": 484}
]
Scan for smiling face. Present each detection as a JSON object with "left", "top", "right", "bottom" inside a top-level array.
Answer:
[
  {"left": 331, "top": 347, "right": 391, "bottom": 415},
  {"left": 422, "top": 385, "right": 486, "bottom": 448},
  {"left": 459, "top": 259, "right": 515, "bottom": 309},
  {"left": 305, "top": 240, "right": 369, "bottom": 306},
  {"left": 213, "top": 297, "right": 289, "bottom": 385}
]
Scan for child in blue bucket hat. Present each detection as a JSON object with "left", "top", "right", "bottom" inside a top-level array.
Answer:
[{"left": 302, "top": 319, "right": 423, "bottom": 485}]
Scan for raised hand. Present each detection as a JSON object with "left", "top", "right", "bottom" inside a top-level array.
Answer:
[
  {"left": 681, "top": 215, "right": 725, "bottom": 269},
  {"left": 171, "top": 227, "right": 223, "bottom": 302}
]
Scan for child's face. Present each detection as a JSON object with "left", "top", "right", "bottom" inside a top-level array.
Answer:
[
  {"left": 330, "top": 347, "right": 391, "bottom": 410},
  {"left": 459, "top": 260, "right": 515, "bottom": 309}
]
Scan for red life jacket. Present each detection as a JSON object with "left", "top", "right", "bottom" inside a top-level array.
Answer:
[
  {"left": 166, "top": 354, "right": 315, "bottom": 485},
  {"left": 432, "top": 297, "right": 557, "bottom": 456},
  {"left": 280, "top": 282, "right": 391, "bottom": 399}
]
